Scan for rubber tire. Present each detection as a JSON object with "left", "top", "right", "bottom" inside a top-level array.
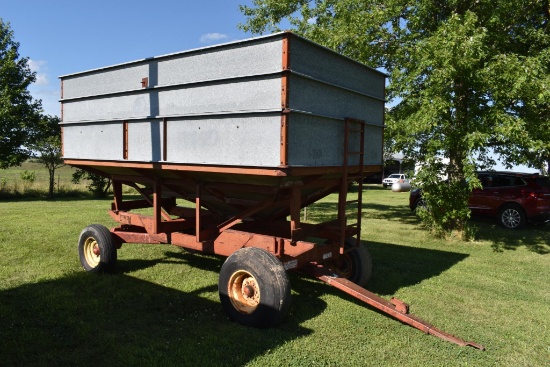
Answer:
[
  {"left": 342, "top": 240, "right": 373, "bottom": 287},
  {"left": 413, "top": 198, "right": 427, "bottom": 213},
  {"left": 219, "top": 247, "right": 291, "bottom": 328},
  {"left": 78, "top": 224, "right": 117, "bottom": 273},
  {"left": 499, "top": 204, "right": 526, "bottom": 229}
]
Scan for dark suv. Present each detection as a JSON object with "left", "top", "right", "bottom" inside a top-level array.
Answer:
[{"left": 409, "top": 172, "right": 550, "bottom": 229}]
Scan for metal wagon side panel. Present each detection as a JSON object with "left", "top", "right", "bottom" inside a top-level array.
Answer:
[
  {"left": 165, "top": 114, "right": 281, "bottom": 167},
  {"left": 61, "top": 36, "right": 284, "bottom": 100}
]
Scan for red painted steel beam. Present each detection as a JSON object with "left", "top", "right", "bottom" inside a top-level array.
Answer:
[{"left": 307, "top": 266, "right": 485, "bottom": 350}]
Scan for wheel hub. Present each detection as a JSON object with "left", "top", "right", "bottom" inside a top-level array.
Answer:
[
  {"left": 228, "top": 271, "right": 260, "bottom": 314},
  {"left": 502, "top": 209, "right": 521, "bottom": 228},
  {"left": 83, "top": 237, "right": 101, "bottom": 267}
]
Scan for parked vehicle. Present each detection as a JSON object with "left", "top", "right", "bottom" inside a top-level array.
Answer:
[
  {"left": 409, "top": 171, "right": 550, "bottom": 229},
  {"left": 382, "top": 173, "right": 408, "bottom": 188}
]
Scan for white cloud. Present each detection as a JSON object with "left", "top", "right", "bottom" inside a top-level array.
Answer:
[
  {"left": 28, "top": 59, "right": 49, "bottom": 86},
  {"left": 199, "top": 33, "right": 229, "bottom": 44},
  {"left": 28, "top": 59, "right": 46, "bottom": 72},
  {"left": 35, "top": 73, "right": 49, "bottom": 86}
]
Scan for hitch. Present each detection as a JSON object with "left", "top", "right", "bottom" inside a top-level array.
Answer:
[{"left": 306, "top": 266, "right": 485, "bottom": 350}]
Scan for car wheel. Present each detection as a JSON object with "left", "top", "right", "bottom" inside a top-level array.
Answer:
[
  {"left": 498, "top": 204, "right": 526, "bottom": 229},
  {"left": 413, "top": 198, "right": 427, "bottom": 212}
]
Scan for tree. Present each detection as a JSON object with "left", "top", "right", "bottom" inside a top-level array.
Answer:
[
  {"left": 72, "top": 170, "right": 112, "bottom": 198},
  {"left": 31, "top": 115, "right": 63, "bottom": 198},
  {"left": 0, "top": 19, "right": 42, "bottom": 169},
  {"left": 240, "top": 0, "right": 550, "bottom": 237}
]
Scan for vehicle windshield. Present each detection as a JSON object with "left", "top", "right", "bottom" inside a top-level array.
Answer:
[{"left": 388, "top": 174, "right": 401, "bottom": 178}]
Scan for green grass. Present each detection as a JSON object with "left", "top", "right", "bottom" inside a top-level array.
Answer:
[
  {"left": 1, "top": 186, "right": 549, "bottom": 366},
  {"left": 0, "top": 160, "right": 88, "bottom": 197}
]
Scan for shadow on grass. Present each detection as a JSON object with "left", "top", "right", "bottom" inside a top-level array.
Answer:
[
  {"left": 304, "top": 201, "right": 423, "bottom": 227},
  {"left": 364, "top": 241, "right": 469, "bottom": 296},
  {"left": 0, "top": 253, "right": 325, "bottom": 366},
  {"left": 471, "top": 216, "right": 550, "bottom": 254}
]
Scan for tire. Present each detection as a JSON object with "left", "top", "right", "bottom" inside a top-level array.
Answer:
[
  {"left": 219, "top": 247, "right": 291, "bottom": 328},
  {"left": 327, "top": 239, "right": 373, "bottom": 287},
  {"left": 413, "top": 198, "right": 427, "bottom": 213},
  {"left": 78, "top": 224, "right": 117, "bottom": 273},
  {"left": 499, "top": 204, "right": 526, "bottom": 229}
]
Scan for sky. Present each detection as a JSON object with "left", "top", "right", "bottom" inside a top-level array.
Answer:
[
  {"left": 1, "top": 0, "right": 538, "bottom": 172},
  {"left": 2, "top": 0, "right": 261, "bottom": 117}
]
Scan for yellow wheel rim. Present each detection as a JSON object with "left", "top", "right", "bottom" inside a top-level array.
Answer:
[
  {"left": 83, "top": 237, "right": 100, "bottom": 267},
  {"left": 228, "top": 270, "right": 260, "bottom": 314}
]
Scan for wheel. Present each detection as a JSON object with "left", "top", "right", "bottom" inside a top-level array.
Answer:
[
  {"left": 327, "top": 239, "right": 373, "bottom": 287},
  {"left": 218, "top": 247, "right": 291, "bottom": 328},
  {"left": 499, "top": 204, "right": 526, "bottom": 229},
  {"left": 382, "top": 184, "right": 387, "bottom": 188},
  {"left": 78, "top": 224, "right": 117, "bottom": 273}
]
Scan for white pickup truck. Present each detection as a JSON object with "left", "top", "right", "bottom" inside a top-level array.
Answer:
[{"left": 382, "top": 174, "right": 408, "bottom": 188}]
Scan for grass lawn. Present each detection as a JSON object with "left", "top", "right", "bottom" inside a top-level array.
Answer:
[
  {"left": 0, "top": 186, "right": 549, "bottom": 366},
  {"left": 0, "top": 161, "right": 87, "bottom": 196}
]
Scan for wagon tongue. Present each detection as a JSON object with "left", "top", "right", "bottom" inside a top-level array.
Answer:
[{"left": 305, "top": 266, "right": 485, "bottom": 350}]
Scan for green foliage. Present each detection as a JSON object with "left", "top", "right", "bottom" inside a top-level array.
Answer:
[
  {"left": 413, "top": 160, "right": 480, "bottom": 240},
  {"left": 0, "top": 19, "right": 42, "bottom": 169},
  {"left": 31, "top": 115, "right": 64, "bottom": 197},
  {"left": 240, "top": 0, "right": 550, "bottom": 237},
  {"left": 19, "top": 170, "right": 35, "bottom": 183},
  {"left": 72, "top": 169, "right": 112, "bottom": 197}
]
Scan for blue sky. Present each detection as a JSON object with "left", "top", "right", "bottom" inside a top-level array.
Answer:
[
  {"left": 1, "top": 0, "right": 539, "bottom": 172},
  {"left": 2, "top": 0, "right": 258, "bottom": 116}
]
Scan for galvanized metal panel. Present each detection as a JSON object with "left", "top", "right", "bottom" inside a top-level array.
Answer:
[
  {"left": 288, "top": 74, "right": 384, "bottom": 125},
  {"left": 288, "top": 113, "right": 383, "bottom": 167},
  {"left": 287, "top": 114, "right": 345, "bottom": 166},
  {"left": 127, "top": 120, "right": 164, "bottom": 162},
  {"left": 165, "top": 114, "right": 280, "bottom": 167},
  {"left": 156, "top": 38, "right": 283, "bottom": 86},
  {"left": 60, "top": 32, "right": 385, "bottom": 169},
  {"left": 62, "top": 37, "right": 283, "bottom": 100},
  {"left": 62, "top": 76, "right": 282, "bottom": 123},
  {"left": 289, "top": 37, "right": 386, "bottom": 100},
  {"left": 62, "top": 64, "right": 149, "bottom": 100},
  {"left": 363, "top": 125, "right": 384, "bottom": 165},
  {"left": 63, "top": 122, "right": 123, "bottom": 160}
]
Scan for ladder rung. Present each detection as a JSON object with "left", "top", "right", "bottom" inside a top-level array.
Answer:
[
  {"left": 348, "top": 151, "right": 364, "bottom": 155},
  {"left": 346, "top": 200, "right": 359, "bottom": 205},
  {"left": 349, "top": 129, "right": 364, "bottom": 133}
]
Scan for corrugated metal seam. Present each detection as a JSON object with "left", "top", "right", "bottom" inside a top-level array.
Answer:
[
  {"left": 59, "top": 109, "right": 385, "bottom": 127},
  {"left": 59, "top": 109, "right": 284, "bottom": 125}
]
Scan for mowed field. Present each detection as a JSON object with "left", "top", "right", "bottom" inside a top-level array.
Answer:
[{"left": 0, "top": 180, "right": 549, "bottom": 366}]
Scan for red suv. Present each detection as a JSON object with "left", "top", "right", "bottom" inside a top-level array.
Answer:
[{"left": 409, "top": 172, "right": 550, "bottom": 229}]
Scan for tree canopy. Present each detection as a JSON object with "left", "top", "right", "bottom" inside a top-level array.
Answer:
[
  {"left": 0, "top": 19, "right": 42, "bottom": 169},
  {"left": 31, "top": 115, "right": 63, "bottom": 197},
  {"left": 240, "top": 0, "right": 550, "bottom": 236}
]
